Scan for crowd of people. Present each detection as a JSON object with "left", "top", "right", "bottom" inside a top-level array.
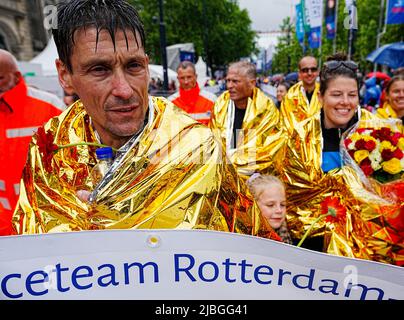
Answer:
[{"left": 1, "top": 0, "right": 403, "bottom": 267}]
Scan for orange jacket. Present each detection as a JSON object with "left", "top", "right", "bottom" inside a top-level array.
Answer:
[
  {"left": 0, "top": 78, "right": 62, "bottom": 235},
  {"left": 169, "top": 84, "right": 217, "bottom": 125}
]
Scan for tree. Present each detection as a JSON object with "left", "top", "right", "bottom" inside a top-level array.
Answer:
[
  {"left": 271, "top": 17, "right": 304, "bottom": 74},
  {"left": 272, "top": 0, "right": 403, "bottom": 74},
  {"left": 129, "top": 0, "right": 257, "bottom": 73}
]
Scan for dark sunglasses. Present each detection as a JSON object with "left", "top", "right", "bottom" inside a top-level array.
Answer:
[
  {"left": 324, "top": 60, "right": 358, "bottom": 72},
  {"left": 300, "top": 67, "right": 318, "bottom": 73}
]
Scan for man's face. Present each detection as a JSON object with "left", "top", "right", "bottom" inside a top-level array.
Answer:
[
  {"left": 0, "top": 64, "right": 19, "bottom": 94},
  {"left": 177, "top": 67, "right": 197, "bottom": 90},
  {"left": 57, "top": 28, "right": 150, "bottom": 148},
  {"left": 298, "top": 57, "right": 318, "bottom": 89},
  {"left": 226, "top": 67, "right": 255, "bottom": 105}
]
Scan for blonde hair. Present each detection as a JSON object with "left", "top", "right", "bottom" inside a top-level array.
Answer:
[{"left": 247, "top": 174, "right": 285, "bottom": 199}]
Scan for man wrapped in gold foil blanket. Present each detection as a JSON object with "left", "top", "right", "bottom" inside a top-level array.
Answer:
[
  {"left": 210, "top": 62, "right": 284, "bottom": 180},
  {"left": 9, "top": 0, "right": 279, "bottom": 241}
]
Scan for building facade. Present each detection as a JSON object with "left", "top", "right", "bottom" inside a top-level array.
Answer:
[{"left": 0, "top": 0, "right": 59, "bottom": 61}]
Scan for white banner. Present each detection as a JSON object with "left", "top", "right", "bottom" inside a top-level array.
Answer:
[
  {"left": 305, "top": 0, "right": 324, "bottom": 28},
  {"left": 0, "top": 230, "right": 403, "bottom": 300}
]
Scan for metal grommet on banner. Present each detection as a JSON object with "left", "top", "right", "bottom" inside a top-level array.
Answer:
[{"left": 146, "top": 234, "right": 161, "bottom": 248}]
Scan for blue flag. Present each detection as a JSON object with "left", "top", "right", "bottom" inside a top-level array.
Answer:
[
  {"left": 308, "top": 27, "right": 321, "bottom": 49},
  {"left": 386, "top": 0, "right": 404, "bottom": 25},
  {"left": 325, "top": 0, "right": 337, "bottom": 39},
  {"left": 296, "top": 3, "right": 305, "bottom": 44}
]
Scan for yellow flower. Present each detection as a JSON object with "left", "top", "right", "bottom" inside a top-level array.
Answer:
[
  {"left": 354, "top": 150, "right": 369, "bottom": 163},
  {"left": 380, "top": 140, "right": 394, "bottom": 152},
  {"left": 398, "top": 137, "right": 404, "bottom": 150},
  {"left": 382, "top": 158, "right": 402, "bottom": 175},
  {"left": 350, "top": 132, "right": 362, "bottom": 142},
  {"left": 362, "top": 135, "right": 377, "bottom": 143}
]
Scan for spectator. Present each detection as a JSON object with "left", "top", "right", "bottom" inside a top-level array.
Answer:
[
  {"left": 168, "top": 61, "right": 216, "bottom": 125},
  {"left": 277, "top": 53, "right": 380, "bottom": 255},
  {"left": 281, "top": 56, "right": 321, "bottom": 120},
  {"left": 247, "top": 173, "right": 293, "bottom": 244},
  {"left": 28, "top": 85, "right": 65, "bottom": 111},
  {"left": 0, "top": 49, "right": 62, "bottom": 235},
  {"left": 209, "top": 61, "right": 282, "bottom": 179},
  {"left": 376, "top": 74, "right": 404, "bottom": 124},
  {"left": 11, "top": 0, "right": 279, "bottom": 242},
  {"left": 275, "top": 81, "right": 290, "bottom": 108}
]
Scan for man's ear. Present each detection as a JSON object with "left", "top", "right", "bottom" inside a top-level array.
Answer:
[
  {"left": 56, "top": 59, "right": 75, "bottom": 95},
  {"left": 250, "top": 78, "right": 257, "bottom": 88}
]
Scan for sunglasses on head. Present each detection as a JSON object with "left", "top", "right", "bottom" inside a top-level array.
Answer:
[
  {"left": 300, "top": 67, "right": 318, "bottom": 73},
  {"left": 324, "top": 60, "right": 358, "bottom": 72}
]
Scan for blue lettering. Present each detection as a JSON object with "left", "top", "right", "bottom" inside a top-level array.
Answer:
[
  {"left": 278, "top": 269, "right": 292, "bottom": 285},
  {"left": 26, "top": 271, "right": 48, "bottom": 296},
  {"left": 292, "top": 269, "right": 316, "bottom": 291},
  {"left": 198, "top": 261, "right": 219, "bottom": 282},
  {"left": 72, "top": 266, "right": 93, "bottom": 290},
  {"left": 1, "top": 274, "right": 22, "bottom": 299},
  {"left": 319, "top": 279, "right": 340, "bottom": 295},
  {"left": 344, "top": 282, "right": 385, "bottom": 300},
  {"left": 174, "top": 254, "right": 196, "bottom": 282},
  {"left": 55, "top": 263, "right": 70, "bottom": 292},
  {"left": 222, "top": 258, "right": 237, "bottom": 283},
  {"left": 238, "top": 260, "right": 253, "bottom": 283},
  {"left": 97, "top": 264, "right": 119, "bottom": 287},
  {"left": 254, "top": 265, "right": 273, "bottom": 284},
  {"left": 124, "top": 262, "right": 159, "bottom": 284}
]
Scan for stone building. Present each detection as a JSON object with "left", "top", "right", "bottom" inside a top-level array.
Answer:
[{"left": 0, "top": 0, "right": 59, "bottom": 61}]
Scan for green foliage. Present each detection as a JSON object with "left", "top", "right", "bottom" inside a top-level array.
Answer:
[
  {"left": 271, "top": 17, "right": 304, "bottom": 74},
  {"left": 272, "top": 0, "right": 403, "bottom": 74},
  {"left": 128, "top": 0, "right": 257, "bottom": 72}
]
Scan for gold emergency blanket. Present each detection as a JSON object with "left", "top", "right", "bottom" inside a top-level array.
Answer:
[
  {"left": 280, "top": 82, "right": 321, "bottom": 123},
  {"left": 13, "top": 97, "right": 279, "bottom": 240},
  {"left": 209, "top": 88, "right": 284, "bottom": 179},
  {"left": 278, "top": 107, "right": 404, "bottom": 265},
  {"left": 376, "top": 102, "right": 404, "bottom": 133}
]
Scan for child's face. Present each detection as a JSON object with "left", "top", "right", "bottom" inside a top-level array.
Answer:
[{"left": 257, "top": 185, "right": 286, "bottom": 229}]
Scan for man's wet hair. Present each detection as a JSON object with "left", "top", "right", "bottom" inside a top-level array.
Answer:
[{"left": 53, "top": 0, "right": 146, "bottom": 72}]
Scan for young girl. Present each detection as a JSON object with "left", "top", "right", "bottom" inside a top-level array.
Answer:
[{"left": 247, "top": 174, "right": 293, "bottom": 244}]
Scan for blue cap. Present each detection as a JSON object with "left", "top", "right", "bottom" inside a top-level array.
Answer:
[{"left": 95, "top": 147, "right": 114, "bottom": 160}]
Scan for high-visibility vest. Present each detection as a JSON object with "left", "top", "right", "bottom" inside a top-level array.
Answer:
[
  {"left": 169, "top": 86, "right": 217, "bottom": 126},
  {"left": 0, "top": 78, "right": 62, "bottom": 235}
]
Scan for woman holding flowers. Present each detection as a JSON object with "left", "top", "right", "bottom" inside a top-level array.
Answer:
[{"left": 278, "top": 53, "right": 403, "bottom": 265}]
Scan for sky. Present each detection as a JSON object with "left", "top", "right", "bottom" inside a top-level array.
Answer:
[{"left": 238, "top": 0, "right": 299, "bottom": 32}]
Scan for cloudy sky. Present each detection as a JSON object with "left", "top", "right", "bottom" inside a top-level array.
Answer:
[{"left": 238, "top": 0, "right": 299, "bottom": 32}]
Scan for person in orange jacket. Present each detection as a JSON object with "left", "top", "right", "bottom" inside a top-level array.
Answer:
[
  {"left": 168, "top": 61, "right": 217, "bottom": 125},
  {"left": 0, "top": 49, "right": 62, "bottom": 235}
]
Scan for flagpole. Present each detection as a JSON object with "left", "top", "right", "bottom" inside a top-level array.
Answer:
[
  {"left": 333, "top": 0, "right": 339, "bottom": 54},
  {"left": 374, "top": 0, "right": 386, "bottom": 72},
  {"left": 347, "top": 0, "right": 357, "bottom": 60},
  {"left": 319, "top": 0, "right": 324, "bottom": 67}
]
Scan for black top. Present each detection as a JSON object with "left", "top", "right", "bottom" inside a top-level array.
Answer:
[
  {"left": 232, "top": 106, "right": 246, "bottom": 148},
  {"left": 306, "top": 90, "right": 314, "bottom": 104},
  {"left": 321, "top": 109, "right": 359, "bottom": 152}
]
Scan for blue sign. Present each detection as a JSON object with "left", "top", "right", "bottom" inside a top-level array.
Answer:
[
  {"left": 308, "top": 27, "right": 321, "bottom": 49},
  {"left": 296, "top": 3, "right": 305, "bottom": 44},
  {"left": 325, "top": 0, "right": 337, "bottom": 39},
  {"left": 179, "top": 51, "right": 195, "bottom": 63},
  {"left": 386, "top": 0, "right": 404, "bottom": 24}
]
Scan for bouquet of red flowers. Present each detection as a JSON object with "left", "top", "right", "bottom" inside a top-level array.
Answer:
[
  {"left": 343, "top": 125, "right": 404, "bottom": 184},
  {"left": 341, "top": 119, "right": 404, "bottom": 266}
]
